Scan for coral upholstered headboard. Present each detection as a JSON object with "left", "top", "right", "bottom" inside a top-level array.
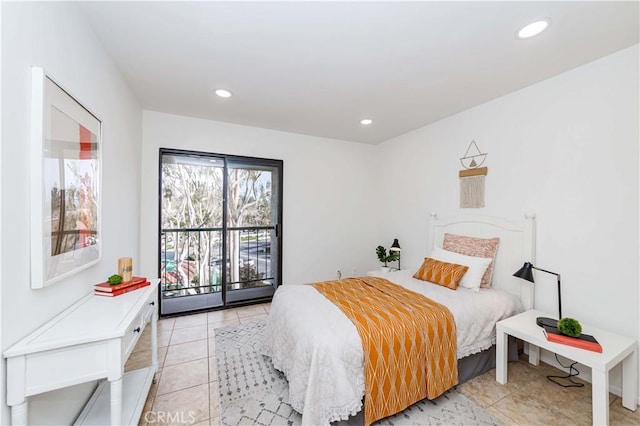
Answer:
[{"left": 427, "top": 213, "right": 536, "bottom": 310}]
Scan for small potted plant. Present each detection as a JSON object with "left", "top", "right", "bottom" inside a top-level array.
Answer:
[
  {"left": 557, "top": 318, "right": 582, "bottom": 337},
  {"left": 376, "top": 245, "right": 399, "bottom": 274}
]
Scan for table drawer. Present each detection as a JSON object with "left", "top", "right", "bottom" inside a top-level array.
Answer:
[
  {"left": 142, "top": 294, "right": 156, "bottom": 323},
  {"left": 122, "top": 292, "right": 157, "bottom": 360},
  {"left": 122, "top": 312, "right": 145, "bottom": 359}
]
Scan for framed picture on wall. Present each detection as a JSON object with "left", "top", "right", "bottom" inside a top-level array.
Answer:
[{"left": 30, "top": 67, "right": 102, "bottom": 289}]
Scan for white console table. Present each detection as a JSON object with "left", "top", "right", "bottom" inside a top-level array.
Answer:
[{"left": 4, "top": 280, "right": 159, "bottom": 426}]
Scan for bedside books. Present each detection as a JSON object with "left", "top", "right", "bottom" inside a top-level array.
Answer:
[
  {"left": 542, "top": 325, "right": 602, "bottom": 353},
  {"left": 95, "top": 280, "right": 150, "bottom": 297},
  {"left": 94, "top": 276, "right": 149, "bottom": 297},
  {"left": 94, "top": 276, "right": 147, "bottom": 293}
]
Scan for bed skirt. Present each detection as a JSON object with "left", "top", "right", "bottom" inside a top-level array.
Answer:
[{"left": 458, "top": 335, "right": 519, "bottom": 384}]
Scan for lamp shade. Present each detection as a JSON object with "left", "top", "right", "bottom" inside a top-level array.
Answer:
[
  {"left": 389, "top": 239, "right": 401, "bottom": 251},
  {"left": 513, "top": 262, "right": 535, "bottom": 283}
]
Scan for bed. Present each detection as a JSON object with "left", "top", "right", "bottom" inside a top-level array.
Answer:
[{"left": 262, "top": 213, "right": 536, "bottom": 425}]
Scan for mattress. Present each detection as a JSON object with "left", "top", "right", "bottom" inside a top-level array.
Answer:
[{"left": 261, "top": 269, "right": 523, "bottom": 425}]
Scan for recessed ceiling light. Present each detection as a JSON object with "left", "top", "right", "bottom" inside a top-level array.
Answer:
[
  {"left": 516, "top": 18, "right": 551, "bottom": 39},
  {"left": 215, "top": 89, "right": 232, "bottom": 98},
  {"left": 360, "top": 118, "right": 373, "bottom": 126}
]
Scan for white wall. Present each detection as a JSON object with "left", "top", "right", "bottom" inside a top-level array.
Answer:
[
  {"left": 0, "top": 1, "right": 4, "bottom": 422},
  {"left": 141, "top": 111, "right": 379, "bottom": 287},
  {"left": 376, "top": 45, "right": 639, "bottom": 397},
  {"left": 1, "top": 3, "right": 142, "bottom": 424}
]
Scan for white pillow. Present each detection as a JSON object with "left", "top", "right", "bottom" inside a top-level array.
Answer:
[{"left": 429, "top": 247, "right": 492, "bottom": 291}]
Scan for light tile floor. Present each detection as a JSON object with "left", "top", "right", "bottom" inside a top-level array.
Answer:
[
  {"left": 127, "top": 303, "right": 269, "bottom": 426},
  {"left": 456, "top": 355, "right": 639, "bottom": 426},
  {"left": 129, "top": 303, "right": 638, "bottom": 425}
]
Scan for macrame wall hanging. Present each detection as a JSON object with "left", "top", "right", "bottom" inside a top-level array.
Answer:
[{"left": 459, "top": 140, "right": 488, "bottom": 208}]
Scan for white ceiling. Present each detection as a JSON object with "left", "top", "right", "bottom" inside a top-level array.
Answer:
[{"left": 78, "top": 1, "right": 639, "bottom": 144}]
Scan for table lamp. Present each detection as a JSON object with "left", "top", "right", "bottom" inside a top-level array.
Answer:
[
  {"left": 513, "top": 262, "right": 562, "bottom": 328},
  {"left": 389, "top": 239, "right": 401, "bottom": 270}
]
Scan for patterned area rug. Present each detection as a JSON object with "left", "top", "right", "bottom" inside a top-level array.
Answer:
[{"left": 215, "top": 320, "right": 502, "bottom": 426}]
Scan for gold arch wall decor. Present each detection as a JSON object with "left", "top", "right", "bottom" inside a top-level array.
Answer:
[{"left": 459, "top": 140, "right": 488, "bottom": 208}]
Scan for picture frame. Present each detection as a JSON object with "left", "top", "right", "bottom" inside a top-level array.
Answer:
[{"left": 30, "top": 67, "right": 102, "bottom": 288}]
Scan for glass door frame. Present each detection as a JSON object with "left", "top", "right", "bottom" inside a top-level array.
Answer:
[{"left": 157, "top": 148, "right": 283, "bottom": 316}]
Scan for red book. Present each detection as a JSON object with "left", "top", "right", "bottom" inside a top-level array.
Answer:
[
  {"left": 543, "top": 326, "right": 602, "bottom": 353},
  {"left": 95, "top": 281, "right": 150, "bottom": 297},
  {"left": 94, "top": 276, "right": 147, "bottom": 293}
]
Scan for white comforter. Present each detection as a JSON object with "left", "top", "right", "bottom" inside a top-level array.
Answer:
[{"left": 261, "top": 270, "right": 523, "bottom": 425}]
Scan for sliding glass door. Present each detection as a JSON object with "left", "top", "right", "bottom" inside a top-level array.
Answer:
[{"left": 159, "top": 149, "right": 282, "bottom": 315}]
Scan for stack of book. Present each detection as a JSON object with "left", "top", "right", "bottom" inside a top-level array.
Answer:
[
  {"left": 542, "top": 325, "right": 602, "bottom": 353},
  {"left": 94, "top": 276, "right": 150, "bottom": 297}
]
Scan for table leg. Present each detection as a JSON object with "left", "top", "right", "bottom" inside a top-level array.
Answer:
[
  {"left": 527, "top": 342, "right": 540, "bottom": 366},
  {"left": 151, "top": 304, "right": 158, "bottom": 378},
  {"left": 621, "top": 349, "right": 638, "bottom": 411},
  {"left": 496, "top": 328, "right": 508, "bottom": 384},
  {"left": 110, "top": 377, "right": 123, "bottom": 426},
  {"left": 11, "top": 400, "right": 28, "bottom": 426},
  {"left": 592, "top": 369, "right": 609, "bottom": 426}
]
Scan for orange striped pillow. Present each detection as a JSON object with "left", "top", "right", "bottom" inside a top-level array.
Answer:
[{"left": 413, "top": 258, "right": 469, "bottom": 290}]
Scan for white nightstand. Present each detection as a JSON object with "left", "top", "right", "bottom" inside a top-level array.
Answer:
[
  {"left": 367, "top": 269, "right": 392, "bottom": 278},
  {"left": 496, "top": 309, "right": 638, "bottom": 425}
]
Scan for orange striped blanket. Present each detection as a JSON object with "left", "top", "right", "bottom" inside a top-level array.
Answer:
[{"left": 313, "top": 276, "right": 457, "bottom": 425}]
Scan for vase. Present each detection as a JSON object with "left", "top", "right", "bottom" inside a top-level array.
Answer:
[{"left": 380, "top": 266, "right": 390, "bottom": 275}]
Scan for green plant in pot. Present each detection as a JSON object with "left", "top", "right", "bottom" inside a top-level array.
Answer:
[
  {"left": 376, "top": 245, "right": 399, "bottom": 272},
  {"left": 107, "top": 274, "right": 123, "bottom": 285},
  {"left": 557, "top": 318, "right": 582, "bottom": 337}
]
